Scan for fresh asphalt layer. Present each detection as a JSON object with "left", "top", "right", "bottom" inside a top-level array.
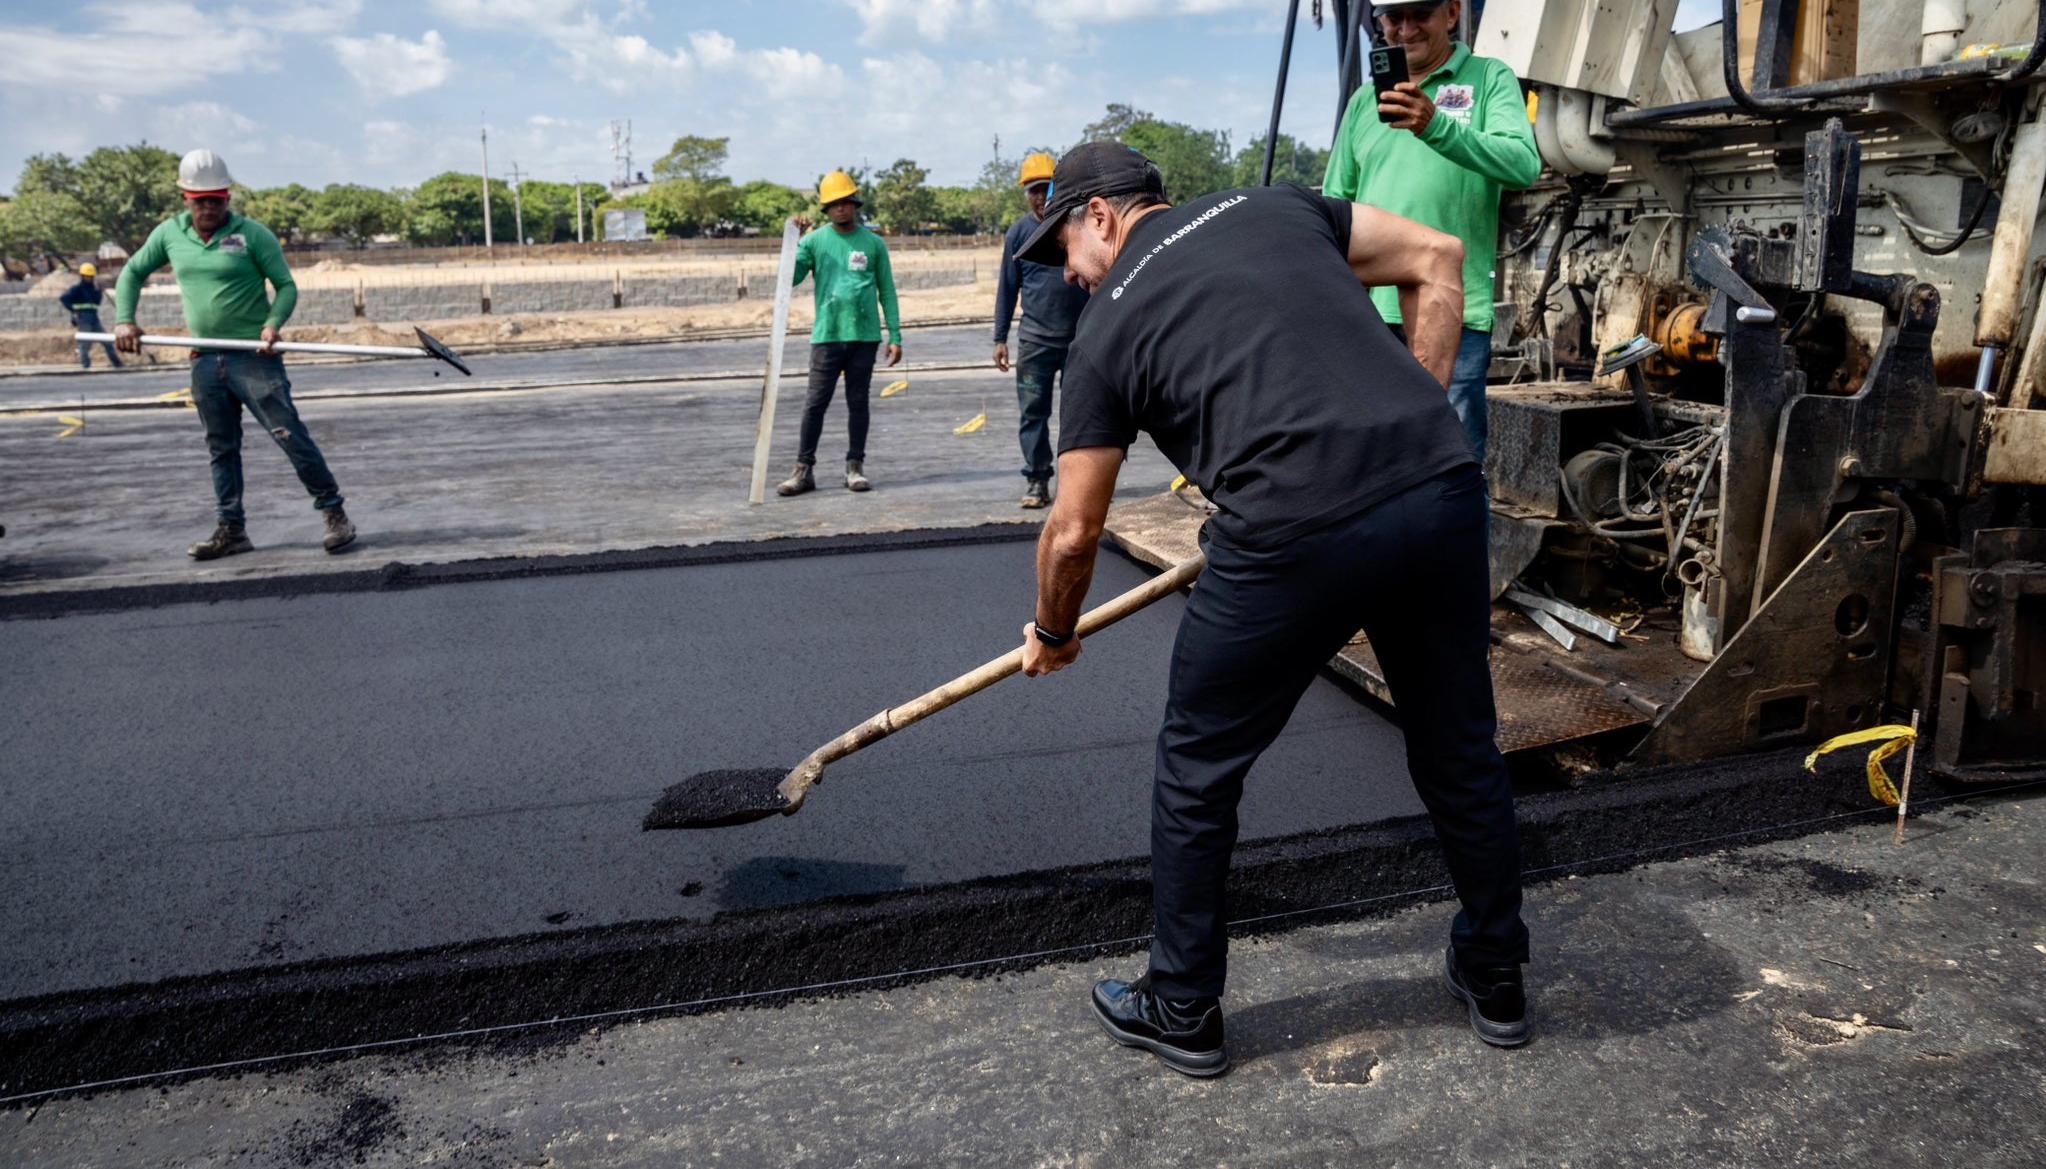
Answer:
[
  {"left": 0, "top": 323, "right": 997, "bottom": 409},
  {"left": 0, "top": 536, "right": 1420, "bottom": 1005}
]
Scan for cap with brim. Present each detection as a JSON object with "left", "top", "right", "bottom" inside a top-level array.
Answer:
[{"left": 1016, "top": 141, "right": 1165, "bottom": 267}]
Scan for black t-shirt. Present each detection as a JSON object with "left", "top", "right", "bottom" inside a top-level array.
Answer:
[{"left": 1058, "top": 183, "right": 1475, "bottom": 549}]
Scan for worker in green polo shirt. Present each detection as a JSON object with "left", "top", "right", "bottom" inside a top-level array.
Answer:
[
  {"left": 114, "top": 148, "right": 355, "bottom": 560},
  {"left": 1324, "top": 0, "right": 1539, "bottom": 469},
  {"left": 776, "top": 170, "right": 904, "bottom": 497}
]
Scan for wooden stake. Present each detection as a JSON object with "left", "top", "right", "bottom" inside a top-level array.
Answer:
[
  {"left": 748, "top": 217, "right": 803, "bottom": 505},
  {"left": 1894, "top": 708, "right": 1921, "bottom": 845}
]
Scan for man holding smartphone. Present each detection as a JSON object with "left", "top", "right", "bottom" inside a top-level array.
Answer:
[{"left": 1324, "top": 0, "right": 1538, "bottom": 469}]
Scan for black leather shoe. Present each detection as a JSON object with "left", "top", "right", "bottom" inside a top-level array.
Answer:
[
  {"left": 1443, "top": 946, "right": 1530, "bottom": 1048},
  {"left": 1091, "top": 974, "right": 1229, "bottom": 1077}
]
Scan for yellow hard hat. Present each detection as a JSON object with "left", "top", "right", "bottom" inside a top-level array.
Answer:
[
  {"left": 1019, "top": 152, "right": 1056, "bottom": 188},
  {"left": 818, "top": 171, "right": 860, "bottom": 206},
  {"left": 79, "top": 262, "right": 98, "bottom": 277}
]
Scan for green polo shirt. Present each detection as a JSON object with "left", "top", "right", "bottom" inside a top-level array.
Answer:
[
  {"left": 114, "top": 211, "right": 297, "bottom": 344},
  {"left": 1323, "top": 42, "right": 1540, "bottom": 332},
  {"left": 793, "top": 223, "right": 902, "bottom": 345}
]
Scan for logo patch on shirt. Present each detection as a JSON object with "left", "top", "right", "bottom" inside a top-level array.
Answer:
[
  {"left": 1436, "top": 84, "right": 1475, "bottom": 122},
  {"left": 847, "top": 251, "right": 869, "bottom": 272},
  {"left": 219, "top": 233, "right": 248, "bottom": 254}
]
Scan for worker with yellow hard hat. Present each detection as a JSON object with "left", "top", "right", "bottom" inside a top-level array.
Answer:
[
  {"left": 776, "top": 170, "right": 904, "bottom": 497},
  {"left": 60, "top": 260, "right": 121, "bottom": 369},
  {"left": 992, "top": 151, "right": 1091, "bottom": 509}
]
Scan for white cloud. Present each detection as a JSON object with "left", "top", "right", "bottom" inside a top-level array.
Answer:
[
  {"left": 331, "top": 30, "right": 454, "bottom": 97},
  {"left": 1030, "top": 0, "right": 1264, "bottom": 24},
  {"left": 838, "top": 0, "right": 998, "bottom": 45},
  {"left": 0, "top": 3, "right": 277, "bottom": 97},
  {"left": 228, "top": 0, "right": 364, "bottom": 34}
]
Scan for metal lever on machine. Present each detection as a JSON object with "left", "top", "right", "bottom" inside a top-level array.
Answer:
[{"left": 1686, "top": 227, "right": 1779, "bottom": 335}]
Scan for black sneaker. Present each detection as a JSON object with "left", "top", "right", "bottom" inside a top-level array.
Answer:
[
  {"left": 1020, "top": 478, "right": 1051, "bottom": 509},
  {"left": 776, "top": 463, "right": 816, "bottom": 497},
  {"left": 188, "top": 522, "right": 253, "bottom": 561},
  {"left": 322, "top": 506, "right": 357, "bottom": 553},
  {"left": 1442, "top": 946, "right": 1530, "bottom": 1048},
  {"left": 1091, "top": 974, "right": 1229, "bottom": 1077}
]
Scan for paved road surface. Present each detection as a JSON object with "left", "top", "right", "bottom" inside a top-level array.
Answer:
[
  {"left": 0, "top": 539, "right": 1418, "bottom": 1001},
  {"left": 0, "top": 324, "right": 998, "bottom": 409}
]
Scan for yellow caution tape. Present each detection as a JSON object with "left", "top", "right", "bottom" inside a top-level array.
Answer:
[
  {"left": 1803, "top": 724, "right": 1917, "bottom": 806},
  {"left": 1170, "top": 474, "right": 1187, "bottom": 492},
  {"left": 880, "top": 379, "right": 908, "bottom": 398},
  {"left": 953, "top": 412, "right": 987, "bottom": 436},
  {"left": 56, "top": 415, "right": 85, "bottom": 439}
]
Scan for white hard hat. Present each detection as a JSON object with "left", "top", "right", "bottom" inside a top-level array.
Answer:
[{"left": 177, "top": 149, "right": 235, "bottom": 193}]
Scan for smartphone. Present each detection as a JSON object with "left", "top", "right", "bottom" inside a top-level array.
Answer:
[{"left": 1370, "top": 44, "right": 1411, "bottom": 124}]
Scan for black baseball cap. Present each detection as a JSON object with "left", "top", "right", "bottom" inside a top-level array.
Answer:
[{"left": 1016, "top": 141, "right": 1166, "bottom": 267}]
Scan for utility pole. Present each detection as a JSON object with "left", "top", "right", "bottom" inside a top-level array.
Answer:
[
  {"left": 507, "top": 160, "right": 527, "bottom": 248},
  {"left": 574, "top": 174, "right": 584, "bottom": 243},
  {"left": 480, "top": 114, "right": 494, "bottom": 255}
]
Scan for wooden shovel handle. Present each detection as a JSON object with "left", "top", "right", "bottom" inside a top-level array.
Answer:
[{"left": 778, "top": 551, "right": 1206, "bottom": 809}]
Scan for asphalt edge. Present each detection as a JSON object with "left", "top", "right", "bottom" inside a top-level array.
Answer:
[{"left": 0, "top": 749, "right": 1916, "bottom": 1101}]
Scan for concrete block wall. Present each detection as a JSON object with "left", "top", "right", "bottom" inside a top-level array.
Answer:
[
  {"left": 293, "top": 288, "right": 359, "bottom": 326},
  {"left": 0, "top": 287, "right": 355, "bottom": 332},
  {"left": 622, "top": 274, "right": 739, "bottom": 309},
  {"left": 363, "top": 284, "right": 483, "bottom": 323},
  {"left": 489, "top": 280, "right": 617, "bottom": 315}
]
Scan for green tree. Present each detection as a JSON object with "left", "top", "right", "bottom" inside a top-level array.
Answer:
[
  {"left": 928, "top": 186, "right": 980, "bottom": 234},
  {"left": 0, "top": 189, "right": 96, "bottom": 263},
  {"left": 403, "top": 171, "right": 515, "bottom": 246},
  {"left": 1083, "top": 104, "right": 1152, "bottom": 142},
  {"left": 309, "top": 183, "right": 404, "bottom": 247},
  {"left": 870, "top": 158, "right": 935, "bottom": 234},
  {"left": 641, "top": 178, "right": 738, "bottom": 238},
  {"left": 651, "top": 135, "right": 730, "bottom": 184},
  {"left": 731, "top": 180, "right": 810, "bottom": 232},
  {"left": 1232, "top": 134, "right": 1330, "bottom": 188},
  {"left": 237, "top": 183, "right": 317, "bottom": 243},
  {"left": 16, "top": 144, "right": 181, "bottom": 251},
  {"left": 1120, "top": 118, "right": 1232, "bottom": 202}
]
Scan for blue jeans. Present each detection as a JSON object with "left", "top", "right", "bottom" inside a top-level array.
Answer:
[
  {"left": 1447, "top": 327, "right": 1492, "bottom": 467},
  {"left": 190, "top": 351, "right": 344, "bottom": 525},
  {"left": 73, "top": 311, "right": 120, "bottom": 369},
  {"left": 1015, "top": 340, "right": 1067, "bottom": 481},
  {"left": 1147, "top": 465, "right": 1525, "bottom": 999}
]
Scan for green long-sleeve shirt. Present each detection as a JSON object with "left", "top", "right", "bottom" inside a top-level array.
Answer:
[
  {"left": 1323, "top": 42, "right": 1540, "bottom": 332},
  {"left": 793, "top": 223, "right": 901, "bottom": 345},
  {"left": 115, "top": 211, "right": 297, "bottom": 344}
]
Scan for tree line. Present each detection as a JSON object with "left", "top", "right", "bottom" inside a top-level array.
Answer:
[{"left": 0, "top": 110, "right": 1327, "bottom": 262}]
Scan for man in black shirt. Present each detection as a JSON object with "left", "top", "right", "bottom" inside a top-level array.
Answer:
[{"left": 1016, "top": 142, "right": 1528, "bottom": 1077}]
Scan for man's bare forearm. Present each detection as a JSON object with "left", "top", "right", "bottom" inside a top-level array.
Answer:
[
  {"left": 1400, "top": 271, "right": 1463, "bottom": 389},
  {"left": 1035, "top": 517, "right": 1100, "bottom": 637}
]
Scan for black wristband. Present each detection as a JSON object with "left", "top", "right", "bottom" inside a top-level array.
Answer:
[{"left": 1032, "top": 623, "right": 1072, "bottom": 647}]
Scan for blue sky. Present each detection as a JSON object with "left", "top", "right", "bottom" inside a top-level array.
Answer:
[{"left": 1, "top": 0, "right": 1726, "bottom": 193}]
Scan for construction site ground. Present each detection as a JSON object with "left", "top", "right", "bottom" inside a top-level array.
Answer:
[
  {"left": 3, "top": 322, "right": 2042, "bottom": 1164},
  {"left": 4, "top": 797, "right": 2041, "bottom": 1168}
]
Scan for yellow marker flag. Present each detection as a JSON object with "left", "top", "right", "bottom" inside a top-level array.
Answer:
[
  {"left": 880, "top": 380, "right": 908, "bottom": 398},
  {"left": 1803, "top": 724, "right": 1918, "bottom": 806},
  {"left": 953, "top": 413, "right": 987, "bottom": 436},
  {"left": 56, "top": 415, "right": 86, "bottom": 439}
]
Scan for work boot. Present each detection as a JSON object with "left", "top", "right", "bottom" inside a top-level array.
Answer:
[
  {"left": 776, "top": 463, "right": 815, "bottom": 497},
  {"left": 844, "top": 460, "right": 872, "bottom": 492},
  {"left": 1442, "top": 946, "right": 1530, "bottom": 1048},
  {"left": 188, "top": 522, "right": 253, "bottom": 561},
  {"left": 322, "top": 506, "right": 357, "bottom": 553},
  {"left": 1020, "top": 478, "right": 1052, "bottom": 509},
  {"left": 1091, "top": 974, "right": 1229, "bottom": 1077}
]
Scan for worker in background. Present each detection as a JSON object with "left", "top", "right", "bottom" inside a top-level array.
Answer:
[
  {"left": 776, "top": 171, "right": 903, "bottom": 497},
  {"left": 114, "top": 149, "right": 355, "bottom": 560},
  {"left": 60, "top": 263, "right": 121, "bottom": 369},
  {"left": 1017, "top": 142, "right": 1527, "bottom": 1076},
  {"left": 993, "top": 152, "right": 1092, "bottom": 510},
  {"left": 1323, "top": 0, "right": 1539, "bottom": 469}
]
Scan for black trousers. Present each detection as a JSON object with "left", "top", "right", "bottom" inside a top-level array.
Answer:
[
  {"left": 1148, "top": 464, "right": 1527, "bottom": 999},
  {"left": 796, "top": 341, "right": 879, "bottom": 466}
]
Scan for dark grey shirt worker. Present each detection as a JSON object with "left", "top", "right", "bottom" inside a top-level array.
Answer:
[
  {"left": 994, "top": 161, "right": 1093, "bottom": 509},
  {"left": 1013, "top": 141, "right": 1529, "bottom": 1077}
]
